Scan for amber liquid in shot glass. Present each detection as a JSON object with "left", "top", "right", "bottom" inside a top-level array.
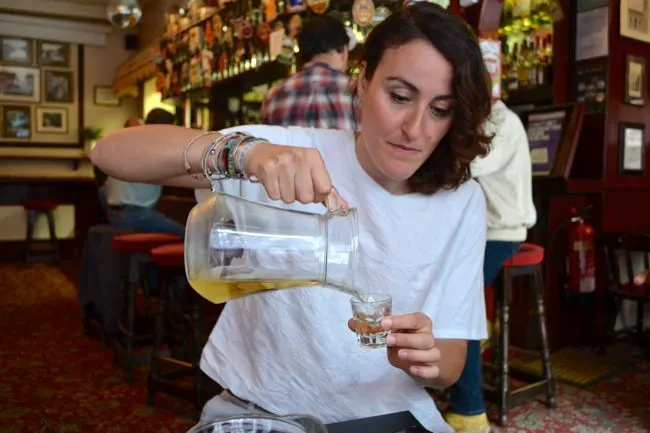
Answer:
[{"left": 350, "top": 293, "right": 392, "bottom": 348}]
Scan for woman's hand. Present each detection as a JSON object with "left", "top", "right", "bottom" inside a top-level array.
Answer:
[
  {"left": 348, "top": 312, "right": 442, "bottom": 379},
  {"left": 244, "top": 142, "right": 336, "bottom": 206}
]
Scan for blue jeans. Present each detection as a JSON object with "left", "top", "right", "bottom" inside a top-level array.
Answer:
[
  {"left": 98, "top": 185, "right": 109, "bottom": 215},
  {"left": 108, "top": 205, "right": 186, "bottom": 294},
  {"left": 107, "top": 205, "right": 185, "bottom": 239},
  {"left": 448, "top": 240, "right": 521, "bottom": 415}
]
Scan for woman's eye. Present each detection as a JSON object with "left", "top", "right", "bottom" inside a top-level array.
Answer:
[
  {"left": 431, "top": 107, "right": 453, "bottom": 118},
  {"left": 389, "top": 92, "right": 410, "bottom": 104}
]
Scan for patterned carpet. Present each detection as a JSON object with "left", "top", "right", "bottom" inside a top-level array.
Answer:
[{"left": 0, "top": 263, "right": 649, "bottom": 432}]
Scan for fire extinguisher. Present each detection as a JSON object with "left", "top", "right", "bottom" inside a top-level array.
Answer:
[{"left": 565, "top": 207, "right": 596, "bottom": 294}]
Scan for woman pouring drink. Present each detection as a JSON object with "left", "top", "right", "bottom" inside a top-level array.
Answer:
[{"left": 91, "top": 3, "right": 493, "bottom": 432}]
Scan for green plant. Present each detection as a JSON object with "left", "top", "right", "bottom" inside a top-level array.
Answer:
[{"left": 83, "top": 127, "right": 103, "bottom": 141}]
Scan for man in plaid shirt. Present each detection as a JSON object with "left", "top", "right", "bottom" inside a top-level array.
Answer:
[{"left": 261, "top": 15, "right": 356, "bottom": 130}]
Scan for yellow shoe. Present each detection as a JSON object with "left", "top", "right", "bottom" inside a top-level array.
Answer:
[{"left": 445, "top": 412, "right": 491, "bottom": 433}]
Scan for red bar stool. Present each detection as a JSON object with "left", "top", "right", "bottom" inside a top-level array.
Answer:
[
  {"left": 487, "top": 243, "right": 556, "bottom": 426},
  {"left": 111, "top": 232, "right": 182, "bottom": 381},
  {"left": 147, "top": 243, "right": 224, "bottom": 415},
  {"left": 23, "top": 201, "right": 60, "bottom": 264}
]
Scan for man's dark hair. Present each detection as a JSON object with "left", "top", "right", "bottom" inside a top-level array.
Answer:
[
  {"left": 298, "top": 16, "right": 350, "bottom": 63},
  {"left": 145, "top": 108, "right": 176, "bottom": 125}
]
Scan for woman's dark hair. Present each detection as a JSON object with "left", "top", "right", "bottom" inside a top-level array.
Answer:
[{"left": 357, "top": 2, "right": 492, "bottom": 195}]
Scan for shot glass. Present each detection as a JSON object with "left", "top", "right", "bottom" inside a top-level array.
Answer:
[{"left": 350, "top": 293, "right": 392, "bottom": 348}]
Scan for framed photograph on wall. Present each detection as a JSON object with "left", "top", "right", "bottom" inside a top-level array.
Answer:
[
  {"left": 0, "top": 65, "right": 40, "bottom": 102},
  {"left": 93, "top": 85, "right": 121, "bottom": 106},
  {"left": 0, "top": 37, "right": 33, "bottom": 65},
  {"left": 1, "top": 105, "right": 31, "bottom": 139},
  {"left": 625, "top": 54, "right": 646, "bottom": 105},
  {"left": 43, "top": 69, "right": 73, "bottom": 103},
  {"left": 619, "top": 122, "right": 645, "bottom": 175},
  {"left": 36, "top": 107, "right": 68, "bottom": 134},
  {"left": 37, "top": 41, "right": 70, "bottom": 67},
  {"left": 620, "top": 0, "right": 650, "bottom": 43}
]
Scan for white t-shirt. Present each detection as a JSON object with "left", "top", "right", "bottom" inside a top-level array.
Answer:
[{"left": 195, "top": 125, "right": 487, "bottom": 433}]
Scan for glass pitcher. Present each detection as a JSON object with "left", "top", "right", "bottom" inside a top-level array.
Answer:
[
  {"left": 184, "top": 192, "right": 359, "bottom": 304},
  {"left": 187, "top": 413, "right": 328, "bottom": 433}
]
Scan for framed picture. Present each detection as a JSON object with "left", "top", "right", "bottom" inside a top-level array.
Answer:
[
  {"left": 620, "top": 0, "right": 650, "bottom": 43},
  {"left": 0, "top": 37, "right": 33, "bottom": 65},
  {"left": 0, "top": 65, "right": 40, "bottom": 102},
  {"left": 35, "top": 107, "right": 68, "bottom": 134},
  {"left": 1, "top": 105, "right": 31, "bottom": 139},
  {"left": 625, "top": 54, "right": 646, "bottom": 106},
  {"left": 43, "top": 69, "right": 73, "bottom": 103},
  {"left": 520, "top": 102, "right": 586, "bottom": 179},
  {"left": 37, "top": 41, "right": 70, "bottom": 67},
  {"left": 619, "top": 122, "right": 645, "bottom": 175},
  {"left": 93, "top": 85, "right": 120, "bottom": 107}
]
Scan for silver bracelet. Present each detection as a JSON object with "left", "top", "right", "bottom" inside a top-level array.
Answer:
[{"left": 183, "top": 131, "right": 220, "bottom": 180}]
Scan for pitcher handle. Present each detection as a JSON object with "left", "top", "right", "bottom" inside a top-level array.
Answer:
[
  {"left": 282, "top": 414, "right": 328, "bottom": 433},
  {"left": 322, "top": 186, "right": 348, "bottom": 212}
]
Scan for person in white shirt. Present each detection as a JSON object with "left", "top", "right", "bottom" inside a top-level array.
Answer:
[
  {"left": 445, "top": 99, "right": 537, "bottom": 433},
  {"left": 106, "top": 110, "right": 185, "bottom": 239},
  {"left": 90, "top": 4, "right": 494, "bottom": 432}
]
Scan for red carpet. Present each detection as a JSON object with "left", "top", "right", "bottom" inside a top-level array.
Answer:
[
  {"left": 0, "top": 263, "right": 648, "bottom": 432},
  {"left": 0, "top": 263, "right": 194, "bottom": 432}
]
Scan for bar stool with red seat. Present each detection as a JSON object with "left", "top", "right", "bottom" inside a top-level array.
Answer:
[
  {"left": 486, "top": 242, "right": 556, "bottom": 426},
  {"left": 111, "top": 232, "right": 182, "bottom": 381},
  {"left": 147, "top": 242, "right": 224, "bottom": 414},
  {"left": 23, "top": 200, "right": 60, "bottom": 264}
]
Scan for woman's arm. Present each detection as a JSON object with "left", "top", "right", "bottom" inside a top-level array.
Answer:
[{"left": 90, "top": 124, "right": 210, "bottom": 186}]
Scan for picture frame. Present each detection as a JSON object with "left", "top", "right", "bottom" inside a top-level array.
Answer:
[
  {"left": 520, "top": 102, "right": 587, "bottom": 179},
  {"left": 43, "top": 69, "right": 74, "bottom": 103},
  {"left": 35, "top": 107, "right": 68, "bottom": 134},
  {"left": 0, "top": 36, "right": 33, "bottom": 65},
  {"left": 624, "top": 54, "right": 646, "bottom": 106},
  {"left": 620, "top": 0, "right": 650, "bottom": 43},
  {"left": 93, "top": 85, "right": 121, "bottom": 107},
  {"left": 37, "top": 40, "right": 70, "bottom": 67},
  {"left": 619, "top": 122, "right": 645, "bottom": 175},
  {"left": 1, "top": 105, "right": 32, "bottom": 139},
  {"left": 0, "top": 65, "right": 40, "bottom": 102}
]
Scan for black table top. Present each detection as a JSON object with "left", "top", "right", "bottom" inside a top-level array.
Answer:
[{"left": 325, "top": 411, "right": 430, "bottom": 433}]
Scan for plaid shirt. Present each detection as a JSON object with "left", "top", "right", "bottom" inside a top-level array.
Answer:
[{"left": 261, "top": 62, "right": 356, "bottom": 130}]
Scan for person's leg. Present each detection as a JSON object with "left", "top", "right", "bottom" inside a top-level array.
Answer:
[
  {"left": 446, "top": 241, "right": 521, "bottom": 432},
  {"left": 131, "top": 207, "right": 186, "bottom": 239}
]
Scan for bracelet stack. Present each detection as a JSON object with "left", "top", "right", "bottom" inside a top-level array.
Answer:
[{"left": 183, "top": 131, "right": 268, "bottom": 182}]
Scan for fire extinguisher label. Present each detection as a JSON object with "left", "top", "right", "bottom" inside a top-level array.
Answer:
[
  {"left": 580, "top": 276, "right": 596, "bottom": 293},
  {"left": 573, "top": 240, "right": 593, "bottom": 251}
]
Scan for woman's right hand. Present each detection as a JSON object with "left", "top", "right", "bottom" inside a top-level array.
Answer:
[{"left": 244, "top": 142, "right": 345, "bottom": 208}]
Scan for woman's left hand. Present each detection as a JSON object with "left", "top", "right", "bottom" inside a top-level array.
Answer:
[{"left": 348, "top": 312, "right": 441, "bottom": 379}]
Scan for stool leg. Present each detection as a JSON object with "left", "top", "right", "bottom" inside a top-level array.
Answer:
[
  {"left": 497, "top": 268, "right": 511, "bottom": 427},
  {"left": 24, "top": 210, "right": 36, "bottom": 263},
  {"left": 45, "top": 210, "right": 60, "bottom": 264},
  {"left": 148, "top": 268, "right": 168, "bottom": 406},
  {"left": 534, "top": 265, "right": 556, "bottom": 409},
  {"left": 121, "top": 257, "right": 138, "bottom": 382}
]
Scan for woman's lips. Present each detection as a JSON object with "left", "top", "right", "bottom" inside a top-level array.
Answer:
[{"left": 388, "top": 141, "right": 421, "bottom": 153}]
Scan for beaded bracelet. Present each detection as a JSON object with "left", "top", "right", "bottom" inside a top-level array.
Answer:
[{"left": 190, "top": 131, "right": 269, "bottom": 181}]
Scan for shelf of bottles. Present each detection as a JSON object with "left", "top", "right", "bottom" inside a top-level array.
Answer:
[
  {"left": 499, "top": 0, "right": 555, "bottom": 101},
  {"left": 157, "top": 0, "right": 398, "bottom": 100}
]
